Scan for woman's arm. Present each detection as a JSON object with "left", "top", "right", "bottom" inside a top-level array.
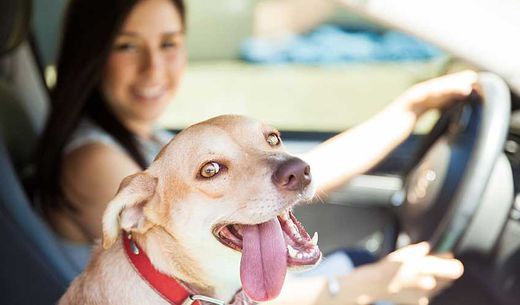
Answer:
[
  {"left": 303, "top": 70, "right": 478, "bottom": 194},
  {"left": 253, "top": 0, "right": 337, "bottom": 39},
  {"left": 61, "top": 143, "right": 141, "bottom": 239}
]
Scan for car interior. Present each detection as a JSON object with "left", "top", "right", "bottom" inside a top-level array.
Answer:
[
  {"left": 0, "top": 0, "right": 78, "bottom": 303},
  {"left": 1, "top": 0, "right": 520, "bottom": 305}
]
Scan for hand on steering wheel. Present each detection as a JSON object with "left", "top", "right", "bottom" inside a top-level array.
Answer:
[{"left": 395, "top": 72, "right": 511, "bottom": 254}]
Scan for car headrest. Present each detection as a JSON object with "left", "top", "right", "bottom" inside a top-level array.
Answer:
[{"left": 0, "top": 0, "right": 31, "bottom": 56}]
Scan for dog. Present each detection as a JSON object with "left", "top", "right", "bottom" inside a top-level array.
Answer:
[{"left": 58, "top": 115, "right": 321, "bottom": 305}]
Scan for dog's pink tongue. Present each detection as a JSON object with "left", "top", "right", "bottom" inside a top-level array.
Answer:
[{"left": 240, "top": 219, "right": 287, "bottom": 302}]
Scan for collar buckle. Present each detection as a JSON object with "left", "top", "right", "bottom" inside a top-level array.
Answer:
[{"left": 182, "top": 294, "right": 226, "bottom": 305}]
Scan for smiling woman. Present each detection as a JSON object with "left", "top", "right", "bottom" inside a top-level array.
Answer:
[
  {"left": 34, "top": 0, "right": 186, "bottom": 268},
  {"left": 101, "top": 4, "right": 186, "bottom": 136}
]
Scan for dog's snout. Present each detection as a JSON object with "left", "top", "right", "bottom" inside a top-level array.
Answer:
[{"left": 272, "top": 157, "right": 311, "bottom": 191}]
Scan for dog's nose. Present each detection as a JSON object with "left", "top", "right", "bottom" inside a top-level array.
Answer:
[{"left": 272, "top": 157, "right": 311, "bottom": 191}]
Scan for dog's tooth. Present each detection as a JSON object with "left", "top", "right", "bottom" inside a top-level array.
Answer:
[
  {"left": 310, "top": 232, "right": 319, "bottom": 246},
  {"left": 297, "top": 252, "right": 304, "bottom": 260},
  {"left": 287, "top": 245, "right": 299, "bottom": 258}
]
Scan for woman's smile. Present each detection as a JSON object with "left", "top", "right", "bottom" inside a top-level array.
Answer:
[{"left": 131, "top": 84, "right": 169, "bottom": 102}]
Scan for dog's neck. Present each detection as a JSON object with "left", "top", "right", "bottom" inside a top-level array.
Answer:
[{"left": 133, "top": 227, "right": 243, "bottom": 303}]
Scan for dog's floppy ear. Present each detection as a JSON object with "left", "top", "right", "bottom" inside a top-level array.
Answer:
[{"left": 102, "top": 172, "right": 158, "bottom": 249}]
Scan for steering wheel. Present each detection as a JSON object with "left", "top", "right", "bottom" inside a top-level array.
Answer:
[{"left": 396, "top": 72, "right": 513, "bottom": 254}]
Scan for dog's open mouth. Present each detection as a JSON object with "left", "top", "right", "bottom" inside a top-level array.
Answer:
[
  {"left": 213, "top": 210, "right": 321, "bottom": 302},
  {"left": 213, "top": 211, "right": 321, "bottom": 265}
]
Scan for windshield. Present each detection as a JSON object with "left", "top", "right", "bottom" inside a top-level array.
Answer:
[{"left": 33, "top": 0, "right": 475, "bottom": 133}]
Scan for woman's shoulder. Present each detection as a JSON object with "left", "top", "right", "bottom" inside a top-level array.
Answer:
[
  {"left": 60, "top": 137, "right": 141, "bottom": 239},
  {"left": 60, "top": 140, "right": 141, "bottom": 211},
  {"left": 62, "top": 141, "right": 139, "bottom": 185},
  {"left": 65, "top": 119, "right": 124, "bottom": 156},
  {"left": 61, "top": 120, "right": 140, "bottom": 190}
]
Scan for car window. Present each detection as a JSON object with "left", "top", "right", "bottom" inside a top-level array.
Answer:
[
  {"left": 32, "top": 0, "right": 472, "bottom": 134},
  {"left": 162, "top": 60, "right": 448, "bottom": 133}
]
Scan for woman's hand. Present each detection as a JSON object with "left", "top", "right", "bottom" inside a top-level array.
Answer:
[
  {"left": 267, "top": 243, "right": 462, "bottom": 305},
  {"left": 337, "top": 242, "right": 464, "bottom": 305},
  {"left": 394, "top": 70, "right": 479, "bottom": 117}
]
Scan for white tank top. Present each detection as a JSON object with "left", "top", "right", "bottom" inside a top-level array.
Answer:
[{"left": 65, "top": 119, "right": 173, "bottom": 165}]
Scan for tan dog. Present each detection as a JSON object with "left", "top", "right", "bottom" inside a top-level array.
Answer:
[{"left": 58, "top": 115, "right": 321, "bottom": 305}]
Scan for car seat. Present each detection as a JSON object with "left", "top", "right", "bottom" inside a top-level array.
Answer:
[
  {"left": 0, "top": 0, "right": 49, "bottom": 171},
  {"left": 0, "top": 0, "right": 80, "bottom": 304}
]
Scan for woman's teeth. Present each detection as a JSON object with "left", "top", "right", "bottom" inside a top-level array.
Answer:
[{"left": 135, "top": 86, "right": 165, "bottom": 99}]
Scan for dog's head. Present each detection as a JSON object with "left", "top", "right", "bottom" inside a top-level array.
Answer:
[{"left": 102, "top": 115, "right": 321, "bottom": 302}]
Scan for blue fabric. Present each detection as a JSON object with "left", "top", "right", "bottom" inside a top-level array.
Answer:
[
  {"left": 339, "top": 248, "right": 377, "bottom": 267},
  {"left": 297, "top": 250, "right": 355, "bottom": 278},
  {"left": 57, "top": 238, "right": 92, "bottom": 272},
  {"left": 241, "top": 25, "right": 442, "bottom": 65},
  {"left": 297, "top": 248, "right": 377, "bottom": 278}
]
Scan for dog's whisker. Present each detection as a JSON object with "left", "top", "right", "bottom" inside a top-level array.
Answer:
[{"left": 313, "top": 192, "right": 326, "bottom": 205}]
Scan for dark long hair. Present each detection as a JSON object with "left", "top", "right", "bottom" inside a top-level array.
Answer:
[{"left": 34, "top": 0, "right": 185, "bottom": 213}]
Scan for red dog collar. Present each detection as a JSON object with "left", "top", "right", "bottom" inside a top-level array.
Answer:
[{"left": 123, "top": 232, "right": 226, "bottom": 305}]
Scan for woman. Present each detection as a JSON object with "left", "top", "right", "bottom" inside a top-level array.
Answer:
[
  {"left": 34, "top": 0, "right": 471, "bottom": 304},
  {"left": 35, "top": 0, "right": 186, "bottom": 260}
]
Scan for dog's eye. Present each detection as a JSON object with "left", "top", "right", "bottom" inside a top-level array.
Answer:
[
  {"left": 267, "top": 133, "right": 280, "bottom": 146},
  {"left": 200, "top": 162, "right": 220, "bottom": 178}
]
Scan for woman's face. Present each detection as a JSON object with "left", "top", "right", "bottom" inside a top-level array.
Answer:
[{"left": 101, "top": 0, "right": 186, "bottom": 132}]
